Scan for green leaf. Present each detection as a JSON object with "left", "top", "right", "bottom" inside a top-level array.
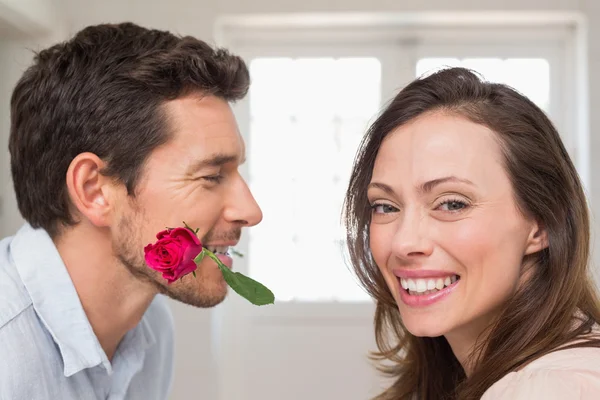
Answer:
[
  {"left": 205, "top": 251, "right": 274, "bottom": 306},
  {"left": 194, "top": 249, "right": 207, "bottom": 264},
  {"left": 192, "top": 270, "right": 197, "bottom": 278},
  {"left": 230, "top": 248, "right": 244, "bottom": 258},
  {"left": 182, "top": 221, "right": 194, "bottom": 232}
]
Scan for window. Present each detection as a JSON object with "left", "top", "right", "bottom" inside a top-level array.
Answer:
[{"left": 247, "top": 57, "right": 381, "bottom": 302}]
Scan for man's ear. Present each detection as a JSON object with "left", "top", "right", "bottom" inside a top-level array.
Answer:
[
  {"left": 524, "top": 219, "right": 549, "bottom": 256},
  {"left": 65, "top": 152, "right": 118, "bottom": 228}
]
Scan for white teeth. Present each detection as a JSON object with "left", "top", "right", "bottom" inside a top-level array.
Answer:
[
  {"left": 406, "top": 279, "right": 435, "bottom": 293},
  {"left": 208, "top": 246, "right": 229, "bottom": 254},
  {"left": 403, "top": 274, "right": 460, "bottom": 295},
  {"left": 408, "top": 279, "right": 417, "bottom": 291}
]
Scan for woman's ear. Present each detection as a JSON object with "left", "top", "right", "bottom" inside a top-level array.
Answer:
[
  {"left": 524, "top": 220, "right": 549, "bottom": 255},
  {"left": 65, "top": 152, "right": 117, "bottom": 228}
]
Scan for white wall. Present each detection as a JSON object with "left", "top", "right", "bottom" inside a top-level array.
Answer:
[
  {"left": 0, "top": 42, "right": 60, "bottom": 238},
  {"left": 1, "top": 0, "right": 600, "bottom": 399},
  {"left": 0, "top": 0, "right": 64, "bottom": 238}
]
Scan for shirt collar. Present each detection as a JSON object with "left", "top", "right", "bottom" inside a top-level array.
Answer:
[{"left": 10, "top": 223, "right": 110, "bottom": 376}]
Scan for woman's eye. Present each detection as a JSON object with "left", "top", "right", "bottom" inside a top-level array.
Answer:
[
  {"left": 437, "top": 199, "right": 468, "bottom": 212},
  {"left": 371, "top": 203, "right": 398, "bottom": 214}
]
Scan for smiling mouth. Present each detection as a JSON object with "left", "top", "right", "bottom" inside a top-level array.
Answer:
[{"left": 399, "top": 275, "right": 461, "bottom": 296}]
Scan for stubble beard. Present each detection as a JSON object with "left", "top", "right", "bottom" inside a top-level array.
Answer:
[{"left": 113, "top": 213, "right": 228, "bottom": 308}]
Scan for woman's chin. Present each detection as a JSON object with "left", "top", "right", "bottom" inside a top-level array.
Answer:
[{"left": 401, "top": 313, "right": 450, "bottom": 338}]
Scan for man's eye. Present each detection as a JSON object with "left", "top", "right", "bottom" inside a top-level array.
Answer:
[{"left": 203, "top": 175, "right": 223, "bottom": 184}]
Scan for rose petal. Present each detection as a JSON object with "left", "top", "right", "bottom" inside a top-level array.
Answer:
[
  {"left": 144, "top": 226, "right": 203, "bottom": 283},
  {"left": 168, "top": 227, "right": 202, "bottom": 246}
]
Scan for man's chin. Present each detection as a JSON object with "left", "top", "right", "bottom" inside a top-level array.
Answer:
[
  {"left": 162, "top": 283, "right": 228, "bottom": 308},
  {"left": 185, "top": 295, "right": 227, "bottom": 308}
]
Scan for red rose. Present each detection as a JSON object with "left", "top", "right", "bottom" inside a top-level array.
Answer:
[{"left": 144, "top": 227, "right": 203, "bottom": 284}]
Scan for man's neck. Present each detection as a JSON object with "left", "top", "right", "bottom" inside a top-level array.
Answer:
[{"left": 54, "top": 223, "right": 157, "bottom": 361}]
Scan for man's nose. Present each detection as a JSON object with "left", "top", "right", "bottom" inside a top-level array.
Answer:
[{"left": 223, "top": 175, "right": 263, "bottom": 227}]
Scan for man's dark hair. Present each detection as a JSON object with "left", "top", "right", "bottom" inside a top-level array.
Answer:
[{"left": 9, "top": 22, "right": 249, "bottom": 237}]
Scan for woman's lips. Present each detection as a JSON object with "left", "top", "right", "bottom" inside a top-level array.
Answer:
[{"left": 398, "top": 276, "right": 460, "bottom": 307}]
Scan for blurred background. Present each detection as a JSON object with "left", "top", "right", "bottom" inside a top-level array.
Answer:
[{"left": 0, "top": 0, "right": 597, "bottom": 399}]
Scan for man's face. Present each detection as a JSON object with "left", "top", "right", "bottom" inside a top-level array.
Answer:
[{"left": 113, "top": 94, "right": 262, "bottom": 307}]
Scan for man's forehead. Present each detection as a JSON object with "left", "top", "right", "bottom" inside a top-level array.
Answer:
[
  {"left": 184, "top": 136, "right": 246, "bottom": 173},
  {"left": 163, "top": 93, "right": 238, "bottom": 134}
]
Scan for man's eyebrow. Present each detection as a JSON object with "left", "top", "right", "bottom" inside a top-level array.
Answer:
[{"left": 186, "top": 153, "right": 240, "bottom": 174}]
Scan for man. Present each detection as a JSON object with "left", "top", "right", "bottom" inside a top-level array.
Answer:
[{"left": 0, "top": 22, "right": 262, "bottom": 399}]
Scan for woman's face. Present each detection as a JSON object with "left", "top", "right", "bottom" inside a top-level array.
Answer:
[{"left": 367, "top": 112, "right": 546, "bottom": 343}]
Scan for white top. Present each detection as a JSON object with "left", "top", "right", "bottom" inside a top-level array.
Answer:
[{"left": 482, "top": 346, "right": 600, "bottom": 399}]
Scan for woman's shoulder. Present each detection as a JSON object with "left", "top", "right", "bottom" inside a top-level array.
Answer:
[{"left": 481, "top": 346, "right": 600, "bottom": 399}]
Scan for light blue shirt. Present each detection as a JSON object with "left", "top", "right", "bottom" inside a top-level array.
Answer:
[{"left": 0, "top": 224, "right": 174, "bottom": 400}]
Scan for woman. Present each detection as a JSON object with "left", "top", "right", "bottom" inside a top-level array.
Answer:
[{"left": 343, "top": 67, "right": 600, "bottom": 399}]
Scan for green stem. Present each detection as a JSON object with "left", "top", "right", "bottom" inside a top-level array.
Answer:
[
  {"left": 205, "top": 250, "right": 226, "bottom": 270},
  {"left": 191, "top": 246, "right": 274, "bottom": 306},
  {"left": 194, "top": 248, "right": 226, "bottom": 270}
]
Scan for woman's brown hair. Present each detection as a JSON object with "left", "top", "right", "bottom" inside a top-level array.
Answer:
[{"left": 343, "top": 67, "right": 600, "bottom": 399}]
